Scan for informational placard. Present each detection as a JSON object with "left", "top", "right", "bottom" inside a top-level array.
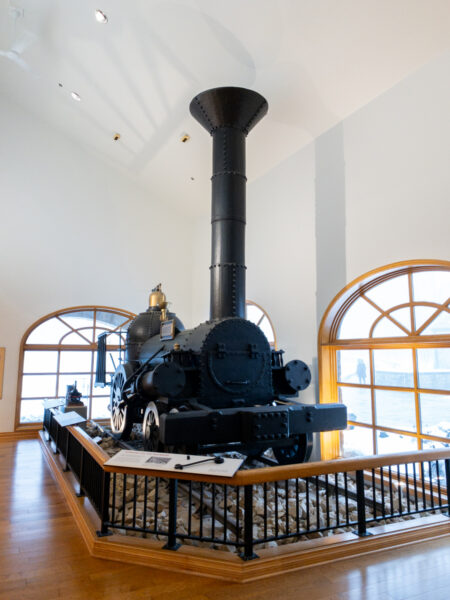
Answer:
[
  {"left": 105, "top": 450, "right": 244, "bottom": 478},
  {"left": 44, "top": 398, "right": 65, "bottom": 409},
  {"left": 53, "top": 411, "right": 86, "bottom": 427}
]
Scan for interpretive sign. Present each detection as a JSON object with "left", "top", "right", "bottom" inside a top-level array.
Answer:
[
  {"left": 44, "top": 398, "right": 65, "bottom": 409},
  {"left": 53, "top": 411, "right": 86, "bottom": 427},
  {"left": 105, "top": 450, "right": 244, "bottom": 477}
]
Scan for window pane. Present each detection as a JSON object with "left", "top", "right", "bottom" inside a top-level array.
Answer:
[
  {"left": 417, "top": 348, "right": 450, "bottom": 391},
  {"left": 258, "top": 316, "right": 275, "bottom": 344},
  {"left": 58, "top": 374, "right": 91, "bottom": 398},
  {"left": 375, "top": 390, "right": 416, "bottom": 432},
  {"left": 376, "top": 431, "right": 418, "bottom": 454},
  {"left": 72, "top": 327, "right": 94, "bottom": 343},
  {"left": 390, "top": 307, "right": 411, "bottom": 332},
  {"left": 22, "top": 375, "right": 57, "bottom": 398},
  {"left": 338, "top": 297, "right": 381, "bottom": 339},
  {"left": 93, "top": 382, "right": 112, "bottom": 395},
  {"left": 365, "top": 275, "right": 409, "bottom": 311},
  {"left": 246, "top": 304, "right": 263, "bottom": 323},
  {"left": 91, "top": 397, "right": 111, "bottom": 419},
  {"left": 339, "top": 386, "right": 372, "bottom": 424},
  {"left": 342, "top": 426, "right": 374, "bottom": 457},
  {"left": 26, "top": 318, "right": 71, "bottom": 344},
  {"left": 421, "top": 439, "right": 449, "bottom": 484},
  {"left": 93, "top": 351, "right": 121, "bottom": 374},
  {"left": 60, "top": 331, "right": 91, "bottom": 345},
  {"left": 96, "top": 311, "right": 129, "bottom": 329},
  {"left": 103, "top": 332, "right": 124, "bottom": 347},
  {"left": 372, "top": 318, "right": 407, "bottom": 338},
  {"left": 59, "top": 351, "right": 93, "bottom": 372},
  {"left": 23, "top": 351, "right": 58, "bottom": 373},
  {"left": 20, "top": 399, "right": 45, "bottom": 423},
  {"left": 414, "top": 306, "right": 437, "bottom": 330},
  {"left": 59, "top": 311, "right": 94, "bottom": 330},
  {"left": 421, "top": 310, "right": 450, "bottom": 335},
  {"left": 413, "top": 271, "right": 450, "bottom": 304},
  {"left": 373, "top": 349, "right": 414, "bottom": 388},
  {"left": 420, "top": 393, "right": 450, "bottom": 438},
  {"left": 107, "top": 351, "right": 120, "bottom": 372},
  {"left": 337, "top": 350, "right": 370, "bottom": 384}
]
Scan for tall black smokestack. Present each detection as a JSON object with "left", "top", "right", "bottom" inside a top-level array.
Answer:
[{"left": 190, "top": 87, "right": 268, "bottom": 320}]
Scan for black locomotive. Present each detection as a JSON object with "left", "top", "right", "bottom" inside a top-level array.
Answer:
[{"left": 96, "top": 87, "right": 346, "bottom": 464}]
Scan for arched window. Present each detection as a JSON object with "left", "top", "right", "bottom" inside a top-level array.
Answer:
[
  {"left": 246, "top": 300, "right": 277, "bottom": 348},
  {"left": 319, "top": 261, "right": 450, "bottom": 460},
  {"left": 16, "top": 306, "right": 135, "bottom": 428}
]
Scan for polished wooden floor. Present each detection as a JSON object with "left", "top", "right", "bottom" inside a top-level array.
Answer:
[{"left": 1, "top": 439, "right": 449, "bottom": 600}]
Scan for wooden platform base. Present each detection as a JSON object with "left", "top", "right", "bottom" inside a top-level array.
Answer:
[{"left": 38, "top": 431, "right": 450, "bottom": 583}]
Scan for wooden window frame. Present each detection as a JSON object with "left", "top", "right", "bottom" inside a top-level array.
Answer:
[
  {"left": 15, "top": 306, "right": 135, "bottom": 431},
  {"left": 318, "top": 260, "right": 450, "bottom": 460}
]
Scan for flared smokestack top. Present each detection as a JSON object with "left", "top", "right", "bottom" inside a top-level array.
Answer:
[
  {"left": 190, "top": 87, "right": 268, "bottom": 320},
  {"left": 190, "top": 87, "right": 268, "bottom": 135}
]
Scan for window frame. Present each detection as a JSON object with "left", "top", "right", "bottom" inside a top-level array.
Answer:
[
  {"left": 318, "top": 260, "right": 450, "bottom": 460},
  {"left": 15, "top": 305, "right": 135, "bottom": 431}
]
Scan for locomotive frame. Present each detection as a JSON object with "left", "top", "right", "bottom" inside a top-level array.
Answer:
[{"left": 95, "top": 87, "right": 346, "bottom": 464}]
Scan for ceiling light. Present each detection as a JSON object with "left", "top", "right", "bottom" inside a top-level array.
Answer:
[
  {"left": 71, "top": 91, "right": 81, "bottom": 102},
  {"left": 95, "top": 10, "right": 108, "bottom": 23}
]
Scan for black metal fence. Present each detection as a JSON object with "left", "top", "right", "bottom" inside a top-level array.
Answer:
[{"left": 43, "top": 409, "right": 450, "bottom": 560}]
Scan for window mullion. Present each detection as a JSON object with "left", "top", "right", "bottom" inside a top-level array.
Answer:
[
  {"left": 412, "top": 347, "right": 421, "bottom": 450},
  {"left": 56, "top": 350, "right": 61, "bottom": 400},
  {"left": 370, "top": 348, "right": 376, "bottom": 454}
]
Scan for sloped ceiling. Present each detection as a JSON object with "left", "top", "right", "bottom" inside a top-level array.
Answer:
[{"left": 1, "top": 0, "right": 450, "bottom": 214}]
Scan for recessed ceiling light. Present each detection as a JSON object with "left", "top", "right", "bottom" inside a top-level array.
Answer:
[
  {"left": 95, "top": 10, "right": 108, "bottom": 23},
  {"left": 71, "top": 91, "right": 81, "bottom": 102}
]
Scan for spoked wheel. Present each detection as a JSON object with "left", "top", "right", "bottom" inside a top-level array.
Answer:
[
  {"left": 273, "top": 433, "right": 313, "bottom": 465},
  {"left": 143, "top": 402, "right": 160, "bottom": 451},
  {"left": 110, "top": 364, "right": 133, "bottom": 439}
]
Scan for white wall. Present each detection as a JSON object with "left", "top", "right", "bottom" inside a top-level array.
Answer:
[
  {"left": 344, "top": 52, "right": 450, "bottom": 280},
  {"left": 0, "top": 94, "right": 194, "bottom": 432}
]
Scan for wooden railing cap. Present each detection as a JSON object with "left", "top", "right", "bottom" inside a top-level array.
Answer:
[{"left": 68, "top": 425, "right": 450, "bottom": 486}]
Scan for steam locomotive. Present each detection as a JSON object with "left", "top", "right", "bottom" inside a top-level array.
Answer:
[{"left": 95, "top": 87, "right": 346, "bottom": 464}]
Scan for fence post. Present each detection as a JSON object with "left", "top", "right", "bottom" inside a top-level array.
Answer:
[
  {"left": 97, "top": 471, "right": 112, "bottom": 537},
  {"left": 76, "top": 447, "right": 85, "bottom": 497},
  {"left": 354, "top": 470, "right": 371, "bottom": 537},
  {"left": 240, "top": 484, "right": 258, "bottom": 560},
  {"left": 63, "top": 431, "right": 70, "bottom": 472},
  {"left": 163, "top": 478, "right": 180, "bottom": 551},
  {"left": 54, "top": 422, "right": 60, "bottom": 455},
  {"left": 445, "top": 459, "right": 450, "bottom": 517}
]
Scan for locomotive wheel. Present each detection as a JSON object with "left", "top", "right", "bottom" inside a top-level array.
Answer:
[
  {"left": 110, "top": 365, "right": 133, "bottom": 439},
  {"left": 273, "top": 433, "right": 313, "bottom": 465},
  {"left": 143, "top": 402, "right": 160, "bottom": 451}
]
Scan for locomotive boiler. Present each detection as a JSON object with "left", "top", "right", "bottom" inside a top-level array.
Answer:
[{"left": 96, "top": 87, "right": 346, "bottom": 464}]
